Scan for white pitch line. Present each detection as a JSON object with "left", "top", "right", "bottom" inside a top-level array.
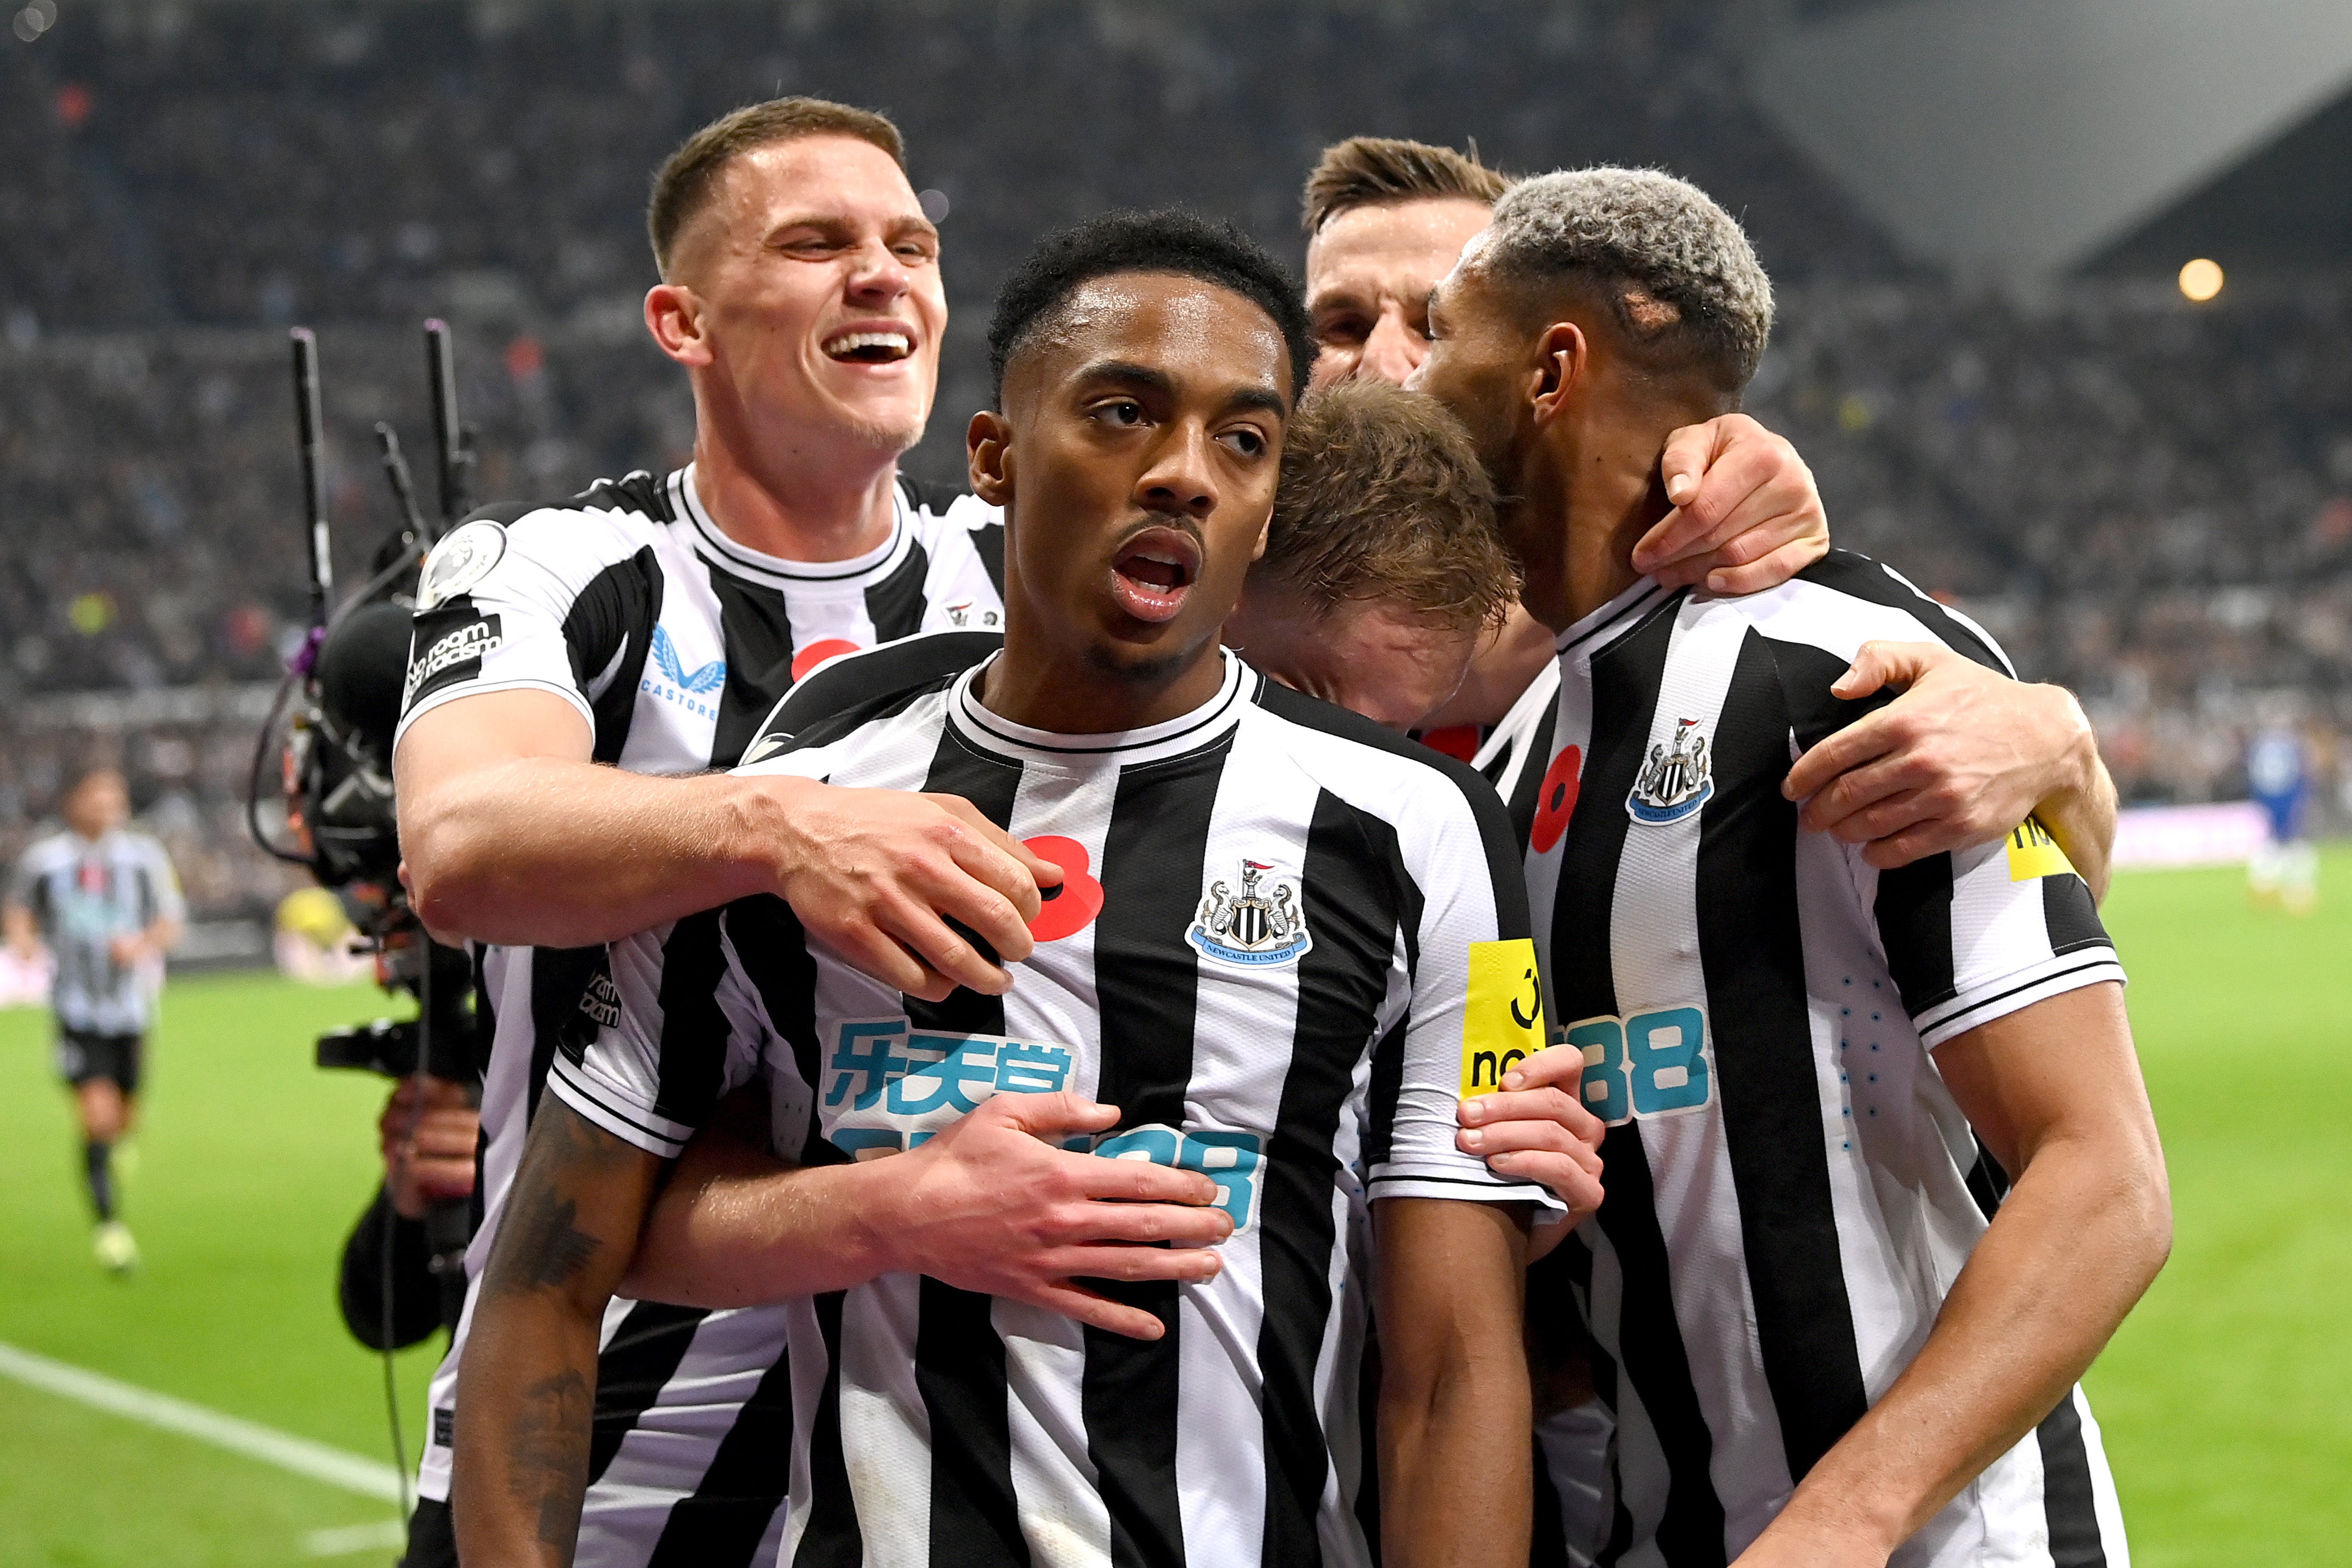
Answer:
[{"left": 0, "top": 1339, "right": 404, "bottom": 1502}]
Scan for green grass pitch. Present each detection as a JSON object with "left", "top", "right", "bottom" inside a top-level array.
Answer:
[{"left": 0, "top": 853, "right": 2346, "bottom": 1565}]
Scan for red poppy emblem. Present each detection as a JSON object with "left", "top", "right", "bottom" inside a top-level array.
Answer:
[
  {"left": 1023, "top": 835, "right": 1106, "bottom": 941},
  {"left": 1529, "top": 745, "right": 1583, "bottom": 854}
]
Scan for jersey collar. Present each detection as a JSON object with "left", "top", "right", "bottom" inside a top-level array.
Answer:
[
  {"left": 1554, "top": 576, "right": 1675, "bottom": 660},
  {"left": 948, "top": 647, "right": 1253, "bottom": 766},
  {"left": 668, "top": 464, "right": 913, "bottom": 587}
]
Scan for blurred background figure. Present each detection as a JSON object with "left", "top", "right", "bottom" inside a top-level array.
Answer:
[
  {"left": 2248, "top": 721, "right": 2320, "bottom": 911},
  {"left": 272, "top": 884, "right": 368, "bottom": 984},
  {"left": 3, "top": 765, "right": 183, "bottom": 1273}
]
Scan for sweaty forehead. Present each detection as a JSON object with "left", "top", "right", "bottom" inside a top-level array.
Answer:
[{"left": 1014, "top": 273, "right": 1286, "bottom": 400}]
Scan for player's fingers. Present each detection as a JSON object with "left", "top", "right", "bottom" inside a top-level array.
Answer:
[
  {"left": 1646, "top": 418, "right": 1738, "bottom": 556},
  {"left": 913, "top": 850, "right": 1038, "bottom": 969},
  {"left": 980, "top": 1089, "right": 1121, "bottom": 1139},
  {"left": 1456, "top": 1117, "right": 1582, "bottom": 1160},
  {"left": 1053, "top": 1200, "right": 1233, "bottom": 1248},
  {"left": 1058, "top": 1244, "right": 1227, "bottom": 1286},
  {"left": 1500, "top": 1042, "right": 1586, "bottom": 1094},
  {"left": 1817, "top": 785, "right": 1950, "bottom": 845},
  {"left": 875, "top": 895, "right": 1013, "bottom": 997},
  {"left": 1860, "top": 818, "right": 1971, "bottom": 871},
  {"left": 821, "top": 917, "right": 948, "bottom": 1000},
  {"left": 1781, "top": 710, "right": 1904, "bottom": 804},
  {"left": 1458, "top": 1086, "right": 1604, "bottom": 1149},
  {"left": 1483, "top": 1150, "right": 1605, "bottom": 1217},
  {"left": 1702, "top": 536, "right": 1829, "bottom": 598},
  {"left": 1075, "top": 1156, "right": 1221, "bottom": 1207},
  {"left": 1016, "top": 1282, "right": 1169, "bottom": 1341},
  {"left": 924, "top": 794, "right": 1052, "bottom": 920}
]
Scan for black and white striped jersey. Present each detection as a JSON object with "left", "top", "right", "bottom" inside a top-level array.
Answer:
[
  {"left": 1474, "top": 658, "right": 1564, "bottom": 853},
  {"left": 1526, "top": 553, "right": 2129, "bottom": 1568},
  {"left": 392, "top": 465, "right": 1004, "bottom": 1564},
  {"left": 554, "top": 641, "right": 1559, "bottom": 1568}
]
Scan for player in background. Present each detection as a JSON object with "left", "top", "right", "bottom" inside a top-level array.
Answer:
[
  {"left": 1299, "top": 135, "right": 2120, "bottom": 895},
  {"left": 4, "top": 766, "right": 184, "bottom": 1274},
  {"left": 2246, "top": 720, "right": 2318, "bottom": 912},
  {"left": 458, "top": 210, "right": 1560, "bottom": 1568},
  {"left": 1412, "top": 164, "right": 2170, "bottom": 1567}
]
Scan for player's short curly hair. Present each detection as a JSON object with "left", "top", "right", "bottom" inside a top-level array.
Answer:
[
  {"left": 1260, "top": 381, "right": 1517, "bottom": 634},
  {"left": 986, "top": 210, "right": 1317, "bottom": 407},
  {"left": 647, "top": 97, "right": 905, "bottom": 278},
  {"left": 1479, "top": 167, "right": 1773, "bottom": 392}
]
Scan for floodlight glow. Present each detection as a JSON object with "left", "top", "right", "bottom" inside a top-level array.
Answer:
[{"left": 2179, "top": 259, "right": 2224, "bottom": 302}]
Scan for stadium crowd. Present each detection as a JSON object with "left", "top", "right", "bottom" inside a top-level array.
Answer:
[{"left": 2, "top": 0, "right": 2346, "bottom": 925}]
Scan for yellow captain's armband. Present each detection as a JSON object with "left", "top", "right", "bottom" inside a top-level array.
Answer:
[
  {"left": 1461, "top": 938, "right": 1546, "bottom": 1098},
  {"left": 2006, "top": 816, "right": 2076, "bottom": 882}
]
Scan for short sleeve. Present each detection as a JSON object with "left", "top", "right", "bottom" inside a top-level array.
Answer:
[
  {"left": 546, "top": 905, "right": 773, "bottom": 1159},
  {"left": 393, "top": 509, "right": 648, "bottom": 752},
  {"left": 1874, "top": 819, "right": 2124, "bottom": 1049},
  {"left": 140, "top": 839, "right": 186, "bottom": 925},
  {"left": 1367, "top": 779, "right": 1563, "bottom": 1215}
]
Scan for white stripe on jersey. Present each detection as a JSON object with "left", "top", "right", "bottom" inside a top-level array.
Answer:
[
  {"left": 566, "top": 647, "right": 1554, "bottom": 1568},
  {"left": 1527, "top": 553, "right": 2128, "bottom": 1567},
  {"left": 398, "top": 467, "right": 1005, "bottom": 1568}
]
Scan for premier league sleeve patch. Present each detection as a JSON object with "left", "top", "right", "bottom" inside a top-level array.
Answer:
[
  {"left": 1187, "top": 857, "right": 1313, "bottom": 968},
  {"left": 414, "top": 518, "right": 508, "bottom": 611}
]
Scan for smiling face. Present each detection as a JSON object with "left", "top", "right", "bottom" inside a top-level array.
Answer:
[
  {"left": 971, "top": 273, "right": 1289, "bottom": 717},
  {"left": 1304, "top": 196, "right": 1493, "bottom": 391},
  {"left": 652, "top": 134, "right": 946, "bottom": 454}
]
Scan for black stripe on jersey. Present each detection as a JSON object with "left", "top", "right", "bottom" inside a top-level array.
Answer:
[
  {"left": 1361, "top": 1016, "right": 1408, "bottom": 1170},
  {"left": 587, "top": 1302, "right": 712, "bottom": 1485},
  {"left": 1793, "top": 551, "right": 2011, "bottom": 676},
  {"left": 706, "top": 564, "right": 802, "bottom": 768},
  {"left": 1256, "top": 681, "right": 1524, "bottom": 933},
  {"left": 643, "top": 1340, "right": 794, "bottom": 1568},
  {"left": 1555, "top": 597, "right": 1724, "bottom": 1567},
  {"left": 722, "top": 894, "right": 826, "bottom": 1155},
  {"left": 561, "top": 547, "right": 664, "bottom": 764},
  {"left": 972, "top": 522, "right": 1006, "bottom": 598},
  {"left": 526, "top": 946, "right": 607, "bottom": 1124},
  {"left": 2035, "top": 1392, "right": 2110, "bottom": 1568},
  {"left": 1503, "top": 698, "right": 1562, "bottom": 851},
  {"left": 864, "top": 537, "right": 933, "bottom": 644},
  {"left": 896, "top": 473, "right": 967, "bottom": 515},
  {"left": 1964, "top": 1137, "right": 2011, "bottom": 1221},
  {"left": 756, "top": 631, "right": 1002, "bottom": 752},
  {"left": 1770, "top": 634, "right": 2049, "bottom": 1022},
  {"left": 1593, "top": 1134, "right": 1724, "bottom": 1568},
  {"left": 906, "top": 730, "right": 1029, "bottom": 1568},
  {"left": 1083, "top": 742, "right": 1230, "bottom": 1568},
  {"left": 1698, "top": 630, "right": 1870, "bottom": 1480},
  {"left": 2041, "top": 869, "right": 2111, "bottom": 955},
  {"left": 652, "top": 910, "right": 736, "bottom": 1130},
  {"left": 1551, "top": 594, "right": 1681, "bottom": 1021},
  {"left": 1258, "top": 790, "right": 1408, "bottom": 1568},
  {"left": 793, "top": 1292, "right": 864, "bottom": 1568}
]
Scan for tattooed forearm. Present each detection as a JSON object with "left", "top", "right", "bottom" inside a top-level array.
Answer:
[
  {"left": 504, "top": 1369, "right": 592, "bottom": 1554},
  {"left": 490, "top": 1189, "right": 603, "bottom": 1294}
]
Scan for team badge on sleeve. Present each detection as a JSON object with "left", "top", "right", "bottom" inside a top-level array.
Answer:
[
  {"left": 1461, "top": 938, "right": 1545, "bottom": 1098},
  {"left": 1187, "top": 857, "right": 1312, "bottom": 968},
  {"left": 414, "top": 518, "right": 507, "bottom": 611},
  {"left": 1626, "top": 716, "right": 1714, "bottom": 825}
]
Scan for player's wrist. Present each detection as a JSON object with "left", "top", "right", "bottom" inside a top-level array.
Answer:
[{"left": 719, "top": 772, "right": 827, "bottom": 897}]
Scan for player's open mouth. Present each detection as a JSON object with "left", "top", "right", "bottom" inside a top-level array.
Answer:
[
  {"left": 822, "top": 330, "right": 914, "bottom": 364},
  {"left": 1110, "top": 526, "right": 1201, "bottom": 624}
]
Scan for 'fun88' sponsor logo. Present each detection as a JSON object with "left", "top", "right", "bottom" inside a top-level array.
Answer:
[{"left": 822, "top": 1019, "right": 1266, "bottom": 1230}]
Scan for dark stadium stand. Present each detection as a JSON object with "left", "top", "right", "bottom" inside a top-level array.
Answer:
[{"left": 2, "top": 0, "right": 2345, "bottom": 921}]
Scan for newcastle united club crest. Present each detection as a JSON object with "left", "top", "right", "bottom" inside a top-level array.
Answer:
[
  {"left": 1626, "top": 717, "right": 1714, "bottom": 825},
  {"left": 1187, "top": 858, "right": 1313, "bottom": 968}
]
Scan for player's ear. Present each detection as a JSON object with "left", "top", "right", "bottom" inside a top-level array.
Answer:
[
  {"left": 644, "top": 283, "right": 711, "bottom": 368},
  {"left": 969, "top": 409, "right": 1014, "bottom": 506},
  {"left": 1529, "top": 321, "right": 1586, "bottom": 426}
]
